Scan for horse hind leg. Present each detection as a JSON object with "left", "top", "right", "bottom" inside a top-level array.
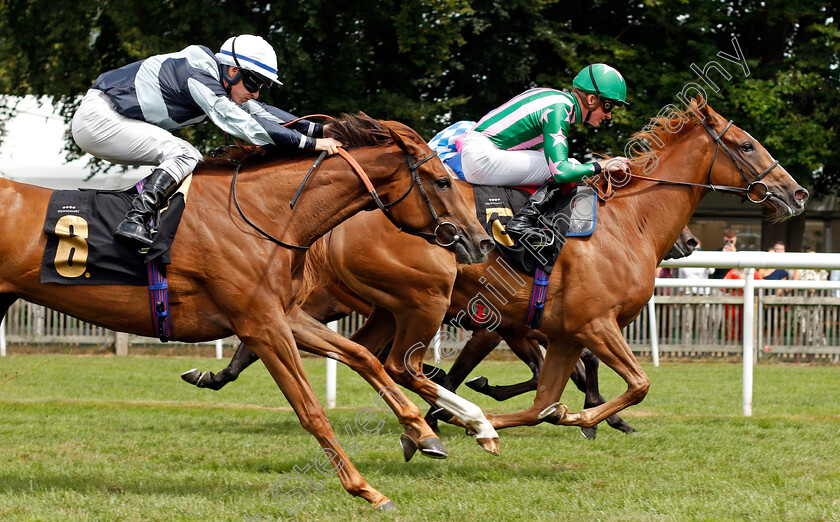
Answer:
[
  {"left": 181, "top": 342, "right": 260, "bottom": 390},
  {"left": 467, "top": 333, "right": 543, "bottom": 402}
]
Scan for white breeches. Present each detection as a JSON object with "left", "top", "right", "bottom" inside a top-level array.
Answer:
[
  {"left": 460, "top": 131, "right": 552, "bottom": 187},
  {"left": 71, "top": 89, "right": 202, "bottom": 183}
]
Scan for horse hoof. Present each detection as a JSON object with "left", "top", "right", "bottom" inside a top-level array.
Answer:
[
  {"left": 540, "top": 404, "right": 568, "bottom": 425},
  {"left": 418, "top": 436, "right": 448, "bottom": 459},
  {"left": 613, "top": 422, "right": 637, "bottom": 434},
  {"left": 195, "top": 371, "right": 214, "bottom": 388},
  {"left": 181, "top": 369, "right": 201, "bottom": 386},
  {"left": 376, "top": 499, "right": 397, "bottom": 511},
  {"left": 621, "top": 425, "right": 638, "bottom": 434},
  {"left": 465, "top": 376, "right": 488, "bottom": 392},
  {"left": 399, "top": 433, "right": 419, "bottom": 462},
  {"left": 476, "top": 437, "right": 500, "bottom": 456},
  {"left": 580, "top": 427, "right": 597, "bottom": 440}
]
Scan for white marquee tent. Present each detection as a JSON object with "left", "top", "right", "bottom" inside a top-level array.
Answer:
[{"left": 0, "top": 96, "right": 144, "bottom": 189}]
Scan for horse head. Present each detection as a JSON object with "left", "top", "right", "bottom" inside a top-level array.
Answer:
[
  {"left": 664, "top": 226, "right": 699, "bottom": 260},
  {"left": 696, "top": 99, "right": 809, "bottom": 220},
  {"left": 329, "top": 114, "right": 493, "bottom": 264}
]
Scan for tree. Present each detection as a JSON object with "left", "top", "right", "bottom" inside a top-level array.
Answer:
[{"left": 1, "top": 0, "right": 837, "bottom": 192}]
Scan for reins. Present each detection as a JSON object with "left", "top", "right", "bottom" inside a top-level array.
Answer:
[
  {"left": 229, "top": 115, "right": 460, "bottom": 250},
  {"left": 587, "top": 120, "right": 780, "bottom": 204}
]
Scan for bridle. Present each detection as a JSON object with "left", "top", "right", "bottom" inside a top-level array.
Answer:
[
  {"left": 360, "top": 151, "right": 460, "bottom": 247},
  {"left": 230, "top": 144, "right": 460, "bottom": 251},
  {"left": 590, "top": 119, "right": 780, "bottom": 204}
]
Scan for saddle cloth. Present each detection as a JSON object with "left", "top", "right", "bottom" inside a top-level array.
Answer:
[
  {"left": 472, "top": 184, "right": 598, "bottom": 275},
  {"left": 40, "top": 174, "right": 190, "bottom": 285}
]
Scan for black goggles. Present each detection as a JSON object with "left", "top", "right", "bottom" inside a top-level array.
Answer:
[
  {"left": 240, "top": 71, "right": 266, "bottom": 93},
  {"left": 600, "top": 98, "right": 624, "bottom": 113}
]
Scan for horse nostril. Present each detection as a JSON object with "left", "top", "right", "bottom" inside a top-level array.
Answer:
[
  {"left": 480, "top": 239, "right": 496, "bottom": 253},
  {"left": 794, "top": 188, "right": 809, "bottom": 202}
]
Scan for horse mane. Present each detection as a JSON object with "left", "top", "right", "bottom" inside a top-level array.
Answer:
[
  {"left": 625, "top": 98, "right": 705, "bottom": 175},
  {"left": 199, "top": 112, "right": 413, "bottom": 170},
  {"left": 327, "top": 112, "right": 393, "bottom": 148}
]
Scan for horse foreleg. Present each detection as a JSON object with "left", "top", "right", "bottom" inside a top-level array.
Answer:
[
  {"left": 234, "top": 309, "right": 393, "bottom": 509},
  {"left": 484, "top": 339, "right": 582, "bottom": 430},
  {"left": 421, "top": 328, "right": 500, "bottom": 433},
  {"left": 558, "top": 321, "right": 650, "bottom": 430},
  {"left": 181, "top": 342, "right": 260, "bottom": 390},
  {"left": 287, "top": 307, "right": 445, "bottom": 462},
  {"left": 577, "top": 348, "right": 637, "bottom": 438},
  {"left": 240, "top": 315, "right": 393, "bottom": 511},
  {"left": 383, "top": 313, "right": 500, "bottom": 456}
]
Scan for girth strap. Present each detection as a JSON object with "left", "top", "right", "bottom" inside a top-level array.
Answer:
[{"left": 525, "top": 267, "right": 551, "bottom": 329}]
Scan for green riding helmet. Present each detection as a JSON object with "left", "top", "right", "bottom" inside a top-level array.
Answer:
[{"left": 572, "top": 64, "right": 628, "bottom": 106}]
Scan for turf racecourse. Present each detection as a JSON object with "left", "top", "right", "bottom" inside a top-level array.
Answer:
[{"left": 0, "top": 354, "right": 838, "bottom": 521}]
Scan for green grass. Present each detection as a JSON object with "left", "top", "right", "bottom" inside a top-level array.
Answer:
[{"left": 1, "top": 354, "right": 839, "bottom": 521}]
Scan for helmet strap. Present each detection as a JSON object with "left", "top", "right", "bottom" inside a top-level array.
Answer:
[
  {"left": 221, "top": 36, "right": 244, "bottom": 95},
  {"left": 221, "top": 66, "right": 243, "bottom": 95},
  {"left": 584, "top": 65, "right": 602, "bottom": 123}
]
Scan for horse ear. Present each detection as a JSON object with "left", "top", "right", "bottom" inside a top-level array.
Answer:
[
  {"left": 692, "top": 94, "right": 725, "bottom": 127},
  {"left": 388, "top": 128, "right": 412, "bottom": 154},
  {"left": 703, "top": 101, "right": 727, "bottom": 128}
]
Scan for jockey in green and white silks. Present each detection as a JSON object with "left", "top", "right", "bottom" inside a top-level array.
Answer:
[
  {"left": 461, "top": 64, "right": 629, "bottom": 187},
  {"left": 460, "top": 63, "right": 631, "bottom": 246}
]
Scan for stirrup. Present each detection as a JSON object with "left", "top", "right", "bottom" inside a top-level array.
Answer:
[{"left": 510, "top": 228, "right": 555, "bottom": 248}]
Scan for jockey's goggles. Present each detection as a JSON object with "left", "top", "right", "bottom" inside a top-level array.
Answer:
[
  {"left": 600, "top": 98, "right": 624, "bottom": 113},
  {"left": 240, "top": 70, "right": 266, "bottom": 93}
]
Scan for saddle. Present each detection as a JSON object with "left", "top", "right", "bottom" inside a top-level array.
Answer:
[
  {"left": 40, "top": 173, "right": 190, "bottom": 286},
  {"left": 472, "top": 183, "right": 598, "bottom": 276}
]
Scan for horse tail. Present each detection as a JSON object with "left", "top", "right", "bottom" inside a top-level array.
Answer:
[{"left": 295, "top": 233, "right": 333, "bottom": 306}]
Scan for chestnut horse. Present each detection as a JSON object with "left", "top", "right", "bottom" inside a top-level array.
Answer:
[
  {"left": 185, "top": 100, "right": 807, "bottom": 443},
  {"left": 184, "top": 227, "right": 697, "bottom": 441},
  {"left": 0, "top": 114, "right": 494, "bottom": 510}
]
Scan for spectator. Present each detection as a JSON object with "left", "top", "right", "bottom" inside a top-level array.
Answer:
[
  {"left": 829, "top": 269, "right": 840, "bottom": 298},
  {"left": 799, "top": 248, "right": 828, "bottom": 283},
  {"left": 723, "top": 266, "right": 764, "bottom": 340},
  {"left": 711, "top": 229, "right": 738, "bottom": 279},
  {"left": 759, "top": 241, "right": 792, "bottom": 281}
]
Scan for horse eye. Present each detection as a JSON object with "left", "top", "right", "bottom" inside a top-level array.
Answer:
[
  {"left": 741, "top": 142, "right": 755, "bottom": 152},
  {"left": 435, "top": 178, "right": 451, "bottom": 189}
]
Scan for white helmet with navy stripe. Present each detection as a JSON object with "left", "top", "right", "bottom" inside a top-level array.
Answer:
[{"left": 216, "top": 34, "right": 281, "bottom": 86}]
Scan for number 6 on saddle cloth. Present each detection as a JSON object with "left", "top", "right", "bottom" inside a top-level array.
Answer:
[{"left": 40, "top": 174, "right": 190, "bottom": 341}]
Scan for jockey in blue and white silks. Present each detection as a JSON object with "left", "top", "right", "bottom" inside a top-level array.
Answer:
[{"left": 72, "top": 34, "right": 342, "bottom": 250}]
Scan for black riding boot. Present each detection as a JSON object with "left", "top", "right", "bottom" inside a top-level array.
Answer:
[
  {"left": 504, "top": 179, "right": 565, "bottom": 247},
  {"left": 115, "top": 169, "right": 179, "bottom": 250}
]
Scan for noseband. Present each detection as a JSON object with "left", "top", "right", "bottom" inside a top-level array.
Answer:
[
  {"left": 372, "top": 152, "right": 460, "bottom": 247},
  {"left": 591, "top": 119, "right": 781, "bottom": 204},
  {"left": 701, "top": 120, "right": 779, "bottom": 204}
]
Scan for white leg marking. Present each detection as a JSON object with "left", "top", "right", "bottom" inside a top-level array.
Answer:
[{"left": 434, "top": 386, "right": 498, "bottom": 439}]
